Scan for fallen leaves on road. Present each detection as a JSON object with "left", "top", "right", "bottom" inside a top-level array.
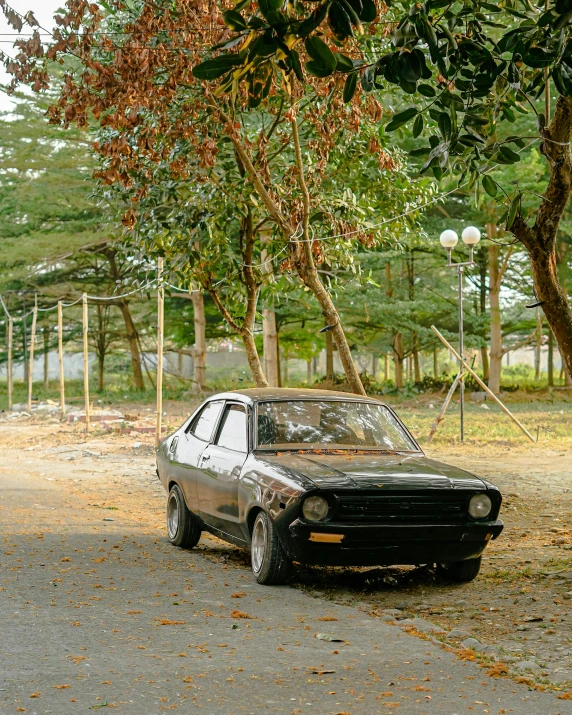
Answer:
[
  {"left": 156, "top": 619, "right": 185, "bottom": 625},
  {"left": 230, "top": 609, "right": 253, "bottom": 619},
  {"left": 53, "top": 684, "right": 71, "bottom": 689}
]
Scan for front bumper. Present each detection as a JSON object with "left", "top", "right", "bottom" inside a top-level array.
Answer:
[{"left": 282, "top": 519, "right": 504, "bottom": 566}]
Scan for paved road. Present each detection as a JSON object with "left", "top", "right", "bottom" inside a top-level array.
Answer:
[{"left": 1, "top": 446, "right": 571, "bottom": 714}]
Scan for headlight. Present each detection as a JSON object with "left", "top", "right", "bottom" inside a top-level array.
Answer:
[
  {"left": 469, "top": 493, "right": 492, "bottom": 519},
  {"left": 302, "top": 495, "right": 329, "bottom": 521}
]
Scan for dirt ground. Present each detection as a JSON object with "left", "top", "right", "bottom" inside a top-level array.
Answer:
[{"left": 2, "top": 397, "right": 572, "bottom": 702}]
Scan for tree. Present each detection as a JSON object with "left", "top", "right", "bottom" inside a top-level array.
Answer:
[
  {"left": 2, "top": 0, "right": 425, "bottom": 395},
  {"left": 164, "top": 0, "right": 572, "bottom": 379}
]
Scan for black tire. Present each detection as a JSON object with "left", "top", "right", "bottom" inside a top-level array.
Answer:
[
  {"left": 166, "top": 484, "right": 201, "bottom": 549},
  {"left": 250, "top": 511, "right": 291, "bottom": 585},
  {"left": 439, "top": 556, "right": 482, "bottom": 583}
]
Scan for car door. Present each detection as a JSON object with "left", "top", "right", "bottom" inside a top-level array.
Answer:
[
  {"left": 173, "top": 400, "right": 224, "bottom": 515},
  {"left": 196, "top": 402, "right": 248, "bottom": 539}
]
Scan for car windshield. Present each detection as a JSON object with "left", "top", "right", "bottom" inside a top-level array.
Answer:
[{"left": 256, "top": 400, "right": 418, "bottom": 452}]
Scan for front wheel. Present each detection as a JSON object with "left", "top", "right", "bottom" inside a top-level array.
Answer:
[
  {"left": 438, "top": 556, "right": 482, "bottom": 583},
  {"left": 250, "top": 511, "right": 291, "bottom": 585},
  {"left": 167, "top": 484, "right": 201, "bottom": 549}
]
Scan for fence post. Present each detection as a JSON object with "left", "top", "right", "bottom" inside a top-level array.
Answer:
[
  {"left": 82, "top": 293, "right": 90, "bottom": 432},
  {"left": 27, "top": 297, "right": 38, "bottom": 414},
  {"left": 58, "top": 300, "right": 66, "bottom": 418},
  {"left": 156, "top": 258, "right": 164, "bottom": 448},
  {"left": 7, "top": 316, "right": 13, "bottom": 411}
]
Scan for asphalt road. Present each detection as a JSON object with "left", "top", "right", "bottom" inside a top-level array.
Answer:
[{"left": 1, "top": 444, "right": 571, "bottom": 715}]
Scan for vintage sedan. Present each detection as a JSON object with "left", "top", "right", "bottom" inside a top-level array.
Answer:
[{"left": 156, "top": 388, "right": 503, "bottom": 585}]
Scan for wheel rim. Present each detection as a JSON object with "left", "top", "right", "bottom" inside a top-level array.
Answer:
[
  {"left": 251, "top": 516, "right": 266, "bottom": 574},
  {"left": 167, "top": 491, "right": 179, "bottom": 540}
]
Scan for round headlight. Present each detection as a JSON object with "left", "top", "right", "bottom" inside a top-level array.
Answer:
[
  {"left": 302, "top": 495, "right": 329, "bottom": 521},
  {"left": 469, "top": 493, "right": 492, "bottom": 519}
]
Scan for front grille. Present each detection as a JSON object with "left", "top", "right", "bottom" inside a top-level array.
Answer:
[{"left": 335, "top": 491, "right": 469, "bottom": 524}]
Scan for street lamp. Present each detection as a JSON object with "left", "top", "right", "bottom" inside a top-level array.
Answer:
[{"left": 438, "top": 226, "right": 481, "bottom": 442}]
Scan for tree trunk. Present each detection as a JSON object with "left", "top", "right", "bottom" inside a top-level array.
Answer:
[
  {"left": 117, "top": 300, "right": 145, "bottom": 390},
  {"left": 206, "top": 209, "right": 268, "bottom": 388},
  {"left": 481, "top": 347, "right": 490, "bottom": 380},
  {"left": 412, "top": 336, "right": 421, "bottom": 382},
  {"left": 191, "top": 290, "right": 206, "bottom": 392},
  {"left": 488, "top": 240, "right": 503, "bottom": 394},
  {"left": 263, "top": 308, "right": 279, "bottom": 387},
  {"left": 393, "top": 332, "right": 404, "bottom": 389},
  {"left": 97, "top": 351, "right": 105, "bottom": 391},
  {"left": 307, "top": 359, "right": 312, "bottom": 384},
  {"left": 433, "top": 348, "right": 438, "bottom": 378},
  {"left": 548, "top": 329, "right": 554, "bottom": 387},
  {"left": 385, "top": 353, "right": 390, "bottom": 381},
  {"left": 478, "top": 244, "right": 490, "bottom": 381},
  {"left": 509, "top": 97, "right": 572, "bottom": 381},
  {"left": 325, "top": 327, "right": 334, "bottom": 380},
  {"left": 371, "top": 352, "right": 377, "bottom": 380},
  {"left": 534, "top": 307, "right": 543, "bottom": 380},
  {"left": 276, "top": 331, "right": 282, "bottom": 387},
  {"left": 225, "top": 111, "right": 364, "bottom": 395},
  {"left": 43, "top": 327, "right": 49, "bottom": 390},
  {"left": 241, "top": 328, "right": 267, "bottom": 387}
]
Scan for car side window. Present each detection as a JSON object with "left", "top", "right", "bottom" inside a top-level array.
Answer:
[
  {"left": 187, "top": 401, "right": 224, "bottom": 442},
  {"left": 215, "top": 404, "right": 247, "bottom": 453}
]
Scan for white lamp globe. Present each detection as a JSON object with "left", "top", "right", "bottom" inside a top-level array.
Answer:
[
  {"left": 439, "top": 229, "right": 458, "bottom": 249},
  {"left": 461, "top": 226, "right": 481, "bottom": 245}
]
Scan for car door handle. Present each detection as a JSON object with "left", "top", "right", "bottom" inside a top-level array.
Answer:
[{"left": 201, "top": 454, "right": 210, "bottom": 462}]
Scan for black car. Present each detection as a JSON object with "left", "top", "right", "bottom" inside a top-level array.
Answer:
[{"left": 156, "top": 388, "right": 503, "bottom": 585}]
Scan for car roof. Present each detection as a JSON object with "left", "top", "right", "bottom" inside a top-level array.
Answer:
[{"left": 206, "top": 387, "right": 388, "bottom": 405}]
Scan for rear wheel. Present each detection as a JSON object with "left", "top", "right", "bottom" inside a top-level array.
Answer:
[
  {"left": 438, "top": 556, "right": 482, "bottom": 583},
  {"left": 167, "top": 484, "right": 201, "bottom": 549},
  {"left": 251, "top": 511, "right": 291, "bottom": 585}
]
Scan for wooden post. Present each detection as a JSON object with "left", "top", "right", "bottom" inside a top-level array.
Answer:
[
  {"left": 82, "top": 293, "right": 90, "bottom": 432},
  {"left": 156, "top": 258, "right": 165, "bottom": 448},
  {"left": 43, "top": 326, "right": 49, "bottom": 390},
  {"left": 428, "top": 373, "right": 463, "bottom": 442},
  {"left": 27, "top": 297, "right": 38, "bottom": 414},
  {"left": 58, "top": 300, "right": 66, "bottom": 417},
  {"left": 431, "top": 325, "right": 535, "bottom": 442},
  {"left": 7, "top": 316, "right": 13, "bottom": 411}
]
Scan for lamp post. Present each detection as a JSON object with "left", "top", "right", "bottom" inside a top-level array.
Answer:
[{"left": 439, "top": 226, "right": 481, "bottom": 442}]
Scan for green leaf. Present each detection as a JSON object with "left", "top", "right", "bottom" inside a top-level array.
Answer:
[
  {"left": 438, "top": 112, "right": 451, "bottom": 139},
  {"left": 192, "top": 54, "right": 245, "bottom": 80},
  {"left": 418, "top": 83, "right": 436, "bottom": 97},
  {"left": 223, "top": 9, "right": 247, "bottom": 30},
  {"left": 506, "top": 193, "right": 521, "bottom": 230},
  {"left": 305, "top": 36, "right": 337, "bottom": 74},
  {"left": 343, "top": 72, "right": 358, "bottom": 102},
  {"left": 361, "top": 66, "right": 375, "bottom": 92},
  {"left": 499, "top": 145, "right": 521, "bottom": 162},
  {"left": 412, "top": 114, "right": 424, "bottom": 138},
  {"left": 288, "top": 50, "right": 304, "bottom": 81},
  {"left": 359, "top": 0, "right": 377, "bottom": 21},
  {"left": 257, "top": 0, "right": 282, "bottom": 22},
  {"left": 305, "top": 60, "right": 334, "bottom": 78},
  {"left": 482, "top": 175, "right": 497, "bottom": 197},
  {"left": 385, "top": 107, "right": 418, "bottom": 132},
  {"left": 334, "top": 53, "right": 354, "bottom": 72},
  {"left": 328, "top": 3, "right": 353, "bottom": 41}
]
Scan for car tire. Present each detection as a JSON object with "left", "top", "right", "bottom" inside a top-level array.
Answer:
[
  {"left": 166, "top": 484, "right": 201, "bottom": 549},
  {"left": 438, "top": 556, "right": 482, "bottom": 582},
  {"left": 250, "top": 511, "right": 291, "bottom": 585}
]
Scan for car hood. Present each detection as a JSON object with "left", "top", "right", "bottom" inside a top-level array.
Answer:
[{"left": 258, "top": 452, "right": 486, "bottom": 491}]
